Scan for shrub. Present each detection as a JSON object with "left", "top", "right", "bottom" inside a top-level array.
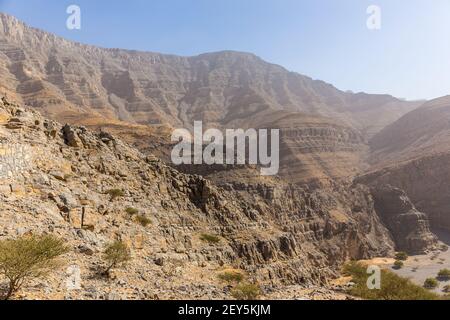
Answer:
[
  {"left": 395, "top": 252, "right": 409, "bottom": 261},
  {"left": 200, "top": 233, "right": 221, "bottom": 244},
  {"left": 443, "top": 285, "right": 450, "bottom": 293},
  {"left": 218, "top": 269, "right": 245, "bottom": 284},
  {"left": 0, "top": 235, "right": 69, "bottom": 300},
  {"left": 424, "top": 278, "right": 439, "bottom": 289},
  {"left": 135, "top": 215, "right": 152, "bottom": 227},
  {"left": 438, "top": 269, "right": 450, "bottom": 280},
  {"left": 106, "top": 189, "right": 125, "bottom": 201},
  {"left": 103, "top": 241, "right": 131, "bottom": 274},
  {"left": 343, "top": 261, "right": 438, "bottom": 300},
  {"left": 393, "top": 260, "right": 404, "bottom": 270},
  {"left": 126, "top": 207, "right": 139, "bottom": 215},
  {"left": 231, "top": 282, "right": 260, "bottom": 300}
]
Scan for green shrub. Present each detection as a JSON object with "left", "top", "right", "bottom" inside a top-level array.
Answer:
[
  {"left": 438, "top": 269, "right": 450, "bottom": 280},
  {"left": 395, "top": 252, "right": 409, "bottom": 261},
  {"left": 0, "top": 235, "right": 69, "bottom": 300},
  {"left": 200, "top": 233, "right": 221, "bottom": 244},
  {"left": 126, "top": 207, "right": 139, "bottom": 215},
  {"left": 231, "top": 282, "right": 260, "bottom": 300},
  {"left": 103, "top": 241, "right": 131, "bottom": 274},
  {"left": 135, "top": 215, "right": 152, "bottom": 227},
  {"left": 424, "top": 278, "right": 439, "bottom": 289},
  {"left": 393, "top": 260, "right": 404, "bottom": 269},
  {"left": 218, "top": 270, "right": 245, "bottom": 284},
  {"left": 443, "top": 285, "right": 450, "bottom": 293},
  {"left": 106, "top": 189, "right": 125, "bottom": 201},
  {"left": 343, "top": 261, "right": 438, "bottom": 300}
]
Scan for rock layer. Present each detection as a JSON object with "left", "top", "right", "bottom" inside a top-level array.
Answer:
[{"left": 370, "top": 185, "right": 437, "bottom": 254}]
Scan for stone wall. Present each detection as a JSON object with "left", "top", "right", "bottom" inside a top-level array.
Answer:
[{"left": 0, "top": 141, "right": 33, "bottom": 180}]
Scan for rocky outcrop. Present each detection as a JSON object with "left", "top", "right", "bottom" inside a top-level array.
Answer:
[
  {"left": 370, "top": 185, "right": 437, "bottom": 254},
  {"left": 0, "top": 96, "right": 396, "bottom": 299}
]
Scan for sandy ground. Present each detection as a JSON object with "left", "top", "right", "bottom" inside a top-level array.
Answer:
[{"left": 364, "top": 229, "right": 450, "bottom": 295}]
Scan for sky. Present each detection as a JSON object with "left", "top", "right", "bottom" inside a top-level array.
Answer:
[{"left": 1, "top": 0, "right": 450, "bottom": 100}]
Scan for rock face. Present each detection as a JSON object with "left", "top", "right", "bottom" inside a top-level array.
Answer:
[
  {"left": 0, "top": 13, "right": 418, "bottom": 137},
  {"left": 363, "top": 96, "right": 450, "bottom": 232},
  {"left": 0, "top": 96, "right": 396, "bottom": 299},
  {"left": 370, "top": 185, "right": 437, "bottom": 254}
]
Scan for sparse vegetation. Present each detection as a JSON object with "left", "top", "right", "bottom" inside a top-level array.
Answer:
[
  {"left": 135, "top": 215, "right": 152, "bottom": 227},
  {"left": 438, "top": 269, "right": 450, "bottom": 281},
  {"left": 424, "top": 278, "right": 438, "bottom": 289},
  {"left": 218, "top": 269, "right": 245, "bottom": 284},
  {"left": 343, "top": 261, "right": 438, "bottom": 300},
  {"left": 393, "top": 260, "right": 404, "bottom": 270},
  {"left": 231, "top": 282, "right": 260, "bottom": 300},
  {"left": 106, "top": 189, "right": 125, "bottom": 201},
  {"left": 126, "top": 207, "right": 139, "bottom": 215},
  {"left": 395, "top": 252, "right": 409, "bottom": 261},
  {"left": 103, "top": 241, "right": 131, "bottom": 274},
  {"left": 443, "top": 285, "right": 450, "bottom": 293},
  {"left": 0, "top": 235, "right": 69, "bottom": 300},
  {"left": 200, "top": 233, "right": 221, "bottom": 244}
]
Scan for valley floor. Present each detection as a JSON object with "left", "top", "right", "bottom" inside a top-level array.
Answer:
[{"left": 364, "top": 229, "right": 450, "bottom": 295}]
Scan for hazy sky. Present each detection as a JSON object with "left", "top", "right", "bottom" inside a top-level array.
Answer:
[{"left": 1, "top": 0, "right": 450, "bottom": 100}]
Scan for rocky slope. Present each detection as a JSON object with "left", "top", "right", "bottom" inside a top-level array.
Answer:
[
  {"left": 370, "top": 185, "right": 437, "bottom": 254},
  {"left": 0, "top": 12, "right": 418, "bottom": 134},
  {"left": 0, "top": 96, "right": 399, "bottom": 299},
  {"left": 361, "top": 96, "right": 450, "bottom": 232},
  {"left": 0, "top": 12, "right": 422, "bottom": 184}
]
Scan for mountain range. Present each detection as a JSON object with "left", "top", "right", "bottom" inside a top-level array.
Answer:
[{"left": 0, "top": 12, "right": 449, "bottom": 300}]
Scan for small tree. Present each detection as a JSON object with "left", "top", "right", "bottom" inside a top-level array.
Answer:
[
  {"left": 395, "top": 252, "right": 408, "bottom": 261},
  {"left": 438, "top": 269, "right": 450, "bottom": 281},
  {"left": 200, "top": 233, "right": 221, "bottom": 244},
  {"left": 0, "top": 235, "right": 69, "bottom": 300},
  {"left": 135, "top": 215, "right": 152, "bottom": 227},
  {"left": 393, "top": 260, "right": 404, "bottom": 270},
  {"left": 106, "top": 189, "right": 125, "bottom": 201},
  {"left": 231, "top": 282, "right": 260, "bottom": 300},
  {"left": 218, "top": 269, "right": 245, "bottom": 284},
  {"left": 126, "top": 207, "right": 139, "bottom": 215},
  {"left": 103, "top": 241, "right": 131, "bottom": 274},
  {"left": 424, "top": 278, "right": 438, "bottom": 289}
]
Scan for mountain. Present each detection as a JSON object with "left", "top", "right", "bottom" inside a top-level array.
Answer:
[
  {"left": 0, "top": 12, "right": 423, "bottom": 184},
  {"left": 359, "top": 96, "right": 450, "bottom": 231},
  {"left": 0, "top": 13, "right": 419, "bottom": 136},
  {"left": 0, "top": 96, "right": 400, "bottom": 299}
]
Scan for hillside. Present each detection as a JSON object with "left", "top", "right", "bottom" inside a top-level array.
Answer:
[{"left": 360, "top": 96, "right": 450, "bottom": 231}]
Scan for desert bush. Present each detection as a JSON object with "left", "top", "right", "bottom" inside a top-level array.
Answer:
[
  {"left": 438, "top": 269, "right": 450, "bottom": 280},
  {"left": 424, "top": 278, "right": 439, "bottom": 289},
  {"left": 106, "top": 189, "right": 125, "bottom": 201},
  {"left": 126, "top": 207, "right": 139, "bottom": 215},
  {"left": 395, "top": 252, "right": 409, "bottom": 261},
  {"left": 218, "top": 269, "right": 245, "bottom": 284},
  {"left": 343, "top": 261, "right": 438, "bottom": 300},
  {"left": 443, "top": 285, "right": 450, "bottom": 293},
  {"left": 393, "top": 260, "right": 404, "bottom": 270},
  {"left": 135, "top": 215, "right": 152, "bottom": 227},
  {"left": 103, "top": 241, "right": 131, "bottom": 274},
  {"left": 231, "top": 282, "right": 260, "bottom": 300},
  {"left": 200, "top": 233, "right": 221, "bottom": 244},
  {"left": 0, "top": 235, "right": 69, "bottom": 300}
]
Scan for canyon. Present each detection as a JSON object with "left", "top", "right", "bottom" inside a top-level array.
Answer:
[{"left": 0, "top": 12, "right": 448, "bottom": 300}]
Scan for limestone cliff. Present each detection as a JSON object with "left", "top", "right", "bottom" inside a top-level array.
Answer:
[{"left": 0, "top": 96, "right": 394, "bottom": 299}]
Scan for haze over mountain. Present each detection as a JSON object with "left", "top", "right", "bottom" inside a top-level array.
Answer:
[
  {"left": 1, "top": 11, "right": 449, "bottom": 300},
  {"left": 0, "top": 12, "right": 423, "bottom": 184},
  {"left": 360, "top": 95, "right": 450, "bottom": 232}
]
